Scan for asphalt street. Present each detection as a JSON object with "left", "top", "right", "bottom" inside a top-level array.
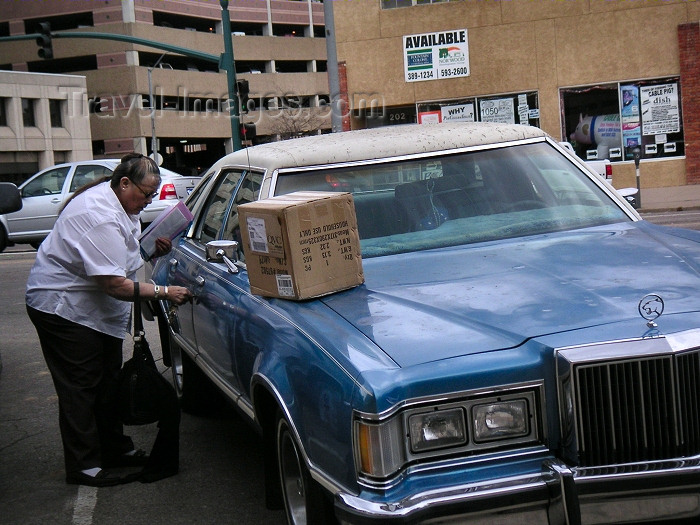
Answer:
[{"left": 0, "top": 250, "right": 285, "bottom": 525}]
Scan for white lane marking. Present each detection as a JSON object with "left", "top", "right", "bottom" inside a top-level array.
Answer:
[{"left": 72, "top": 485, "right": 97, "bottom": 525}]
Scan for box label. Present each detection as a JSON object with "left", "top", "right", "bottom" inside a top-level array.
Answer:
[
  {"left": 276, "top": 274, "right": 294, "bottom": 296},
  {"left": 246, "top": 216, "right": 269, "bottom": 253}
]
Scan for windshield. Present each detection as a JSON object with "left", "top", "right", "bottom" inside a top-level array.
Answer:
[{"left": 274, "top": 142, "right": 629, "bottom": 258}]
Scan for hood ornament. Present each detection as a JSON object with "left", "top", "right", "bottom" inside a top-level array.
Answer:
[{"left": 639, "top": 294, "right": 664, "bottom": 328}]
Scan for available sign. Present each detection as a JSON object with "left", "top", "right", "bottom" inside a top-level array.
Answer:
[{"left": 404, "top": 29, "right": 470, "bottom": 83}]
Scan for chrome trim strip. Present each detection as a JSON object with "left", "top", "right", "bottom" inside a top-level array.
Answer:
[
  {"left": 573, "top": 454, "right": 700, "bottom": 480},
  {"left": 273, "top": 136, "right": 549, "bottom": 175},
  {"left": 354, "top": 380, "right": 545, "bottom": 421},
  {"left": 336, "top": 471, "right": 553, "bottom": 520},
  {"left": 667, "top": 327, "right": 700, "bottom": 351},
  {"left": 557, "top": 336, "right": 671, "bottom": 364},
  {"left": 356, "top": 446, "right": 551, "bottom": 491}
]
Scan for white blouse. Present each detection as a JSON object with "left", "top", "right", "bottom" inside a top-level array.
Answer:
[{"left": 26, "top": 181, "right": 143, "bottom": 339}]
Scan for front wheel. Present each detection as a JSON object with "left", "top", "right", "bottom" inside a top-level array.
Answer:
[{"left": 276, "top": 413, "right": 336, "bottom": 525}]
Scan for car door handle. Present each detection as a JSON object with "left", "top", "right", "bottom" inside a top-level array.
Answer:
[
  {"left": 193, "top": 275, "right": 206, "bottom": 304},
  {"left": 51, "top": 198, "right": 61, "bottom": 204},
  {"left": 168, "top": 258, "right": 178, "bottom": 275}
]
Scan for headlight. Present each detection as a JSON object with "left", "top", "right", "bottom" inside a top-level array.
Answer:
[
  {"left": 472, "top": 399, "right": 528, "bottom": 442},
  {"left": 354, "top": 385, "right": 542, "bottom": 483},
  {"left": 408, "top": 408, "right": 467, "bottom": 453}
]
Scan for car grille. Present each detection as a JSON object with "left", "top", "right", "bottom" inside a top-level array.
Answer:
[{"left": 573, "top": 349, "right": 700, "bottom": 466}]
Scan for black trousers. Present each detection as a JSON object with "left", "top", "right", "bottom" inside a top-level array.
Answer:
[{"left": 27, "top": 305, "right": 134, "bottom": 475}]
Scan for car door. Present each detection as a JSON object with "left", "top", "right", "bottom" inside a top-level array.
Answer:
[
  {"left": 164, "top": 169, "right": 248, "bottom": 371},
  {"left": 8, "top": 165, "right": 71, "bottom": 237},
  {"left": 190, "top": 169, "right": 263, "bottom": 395}
]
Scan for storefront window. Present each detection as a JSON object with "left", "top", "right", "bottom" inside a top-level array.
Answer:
[
  {"left": 560, "top": 78, "right": 683, "bottom": 162},
  {"left": 416, "top": 91, "right": 539, "bottom": 127}
]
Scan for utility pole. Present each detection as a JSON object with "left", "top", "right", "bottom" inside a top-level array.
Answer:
[
  {"left": 323, "top": 0, "right": 342, "bottom": 133},
  {"left": 220, "top": 0, "right": 242, "bottom": 151}
]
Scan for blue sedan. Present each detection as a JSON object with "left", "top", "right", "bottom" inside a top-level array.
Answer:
[{"left": 151, "top": 122, "right": 700, "bottom": 525}]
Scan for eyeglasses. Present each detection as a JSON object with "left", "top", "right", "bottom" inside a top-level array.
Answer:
[{"left": 132, "top": 180, "right": 159, "bottom": 199}]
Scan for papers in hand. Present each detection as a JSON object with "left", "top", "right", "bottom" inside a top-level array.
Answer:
[{"left": 139, "top": 201, "right": 193, "bottom": 261}]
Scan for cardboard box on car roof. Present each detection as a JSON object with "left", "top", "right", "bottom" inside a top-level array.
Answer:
[{"left": 238, "top": 191, "right": 364, "bottom": 300}]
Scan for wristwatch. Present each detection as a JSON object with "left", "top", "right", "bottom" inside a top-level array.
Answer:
[{"left": 154, "top": 284, "right": 161, "bottom": 298}]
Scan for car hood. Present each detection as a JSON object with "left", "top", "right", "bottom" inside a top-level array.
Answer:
[{"left": 320, "top": 221, "right": 700, "bottom": 368}]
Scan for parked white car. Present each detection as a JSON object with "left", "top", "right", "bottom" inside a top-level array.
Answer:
[
  {"left": 0, "top": 160, "right": 200, "bottom": 252},
  {"left": 559, "top": 141, "right": 638, "bottom": 208}
]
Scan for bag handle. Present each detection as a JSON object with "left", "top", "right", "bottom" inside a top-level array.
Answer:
[
  {"left": 133, "top": 281, "right": 144, "bottom": 336},
  {"left": 131, "top": 282, "right": 157, "bottom": 369}
]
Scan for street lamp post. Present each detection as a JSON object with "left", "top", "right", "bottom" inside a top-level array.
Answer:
[{"left": 148, "top": 52, "right": 167, "bottom": 165}]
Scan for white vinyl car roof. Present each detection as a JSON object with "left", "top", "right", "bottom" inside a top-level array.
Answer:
[{"left": 209, "top": 122, "right": 549, "bottom": 173}]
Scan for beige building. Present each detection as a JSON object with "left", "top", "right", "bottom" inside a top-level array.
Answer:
[
  {"left": 0, "top": 0, "right": 329, "bottom": 179},
  {"left": 333, "top": 0, "right": 700, "bottom": 192},
  {"left": 0, "top": 70, "right": 91, "bottom": 184}
]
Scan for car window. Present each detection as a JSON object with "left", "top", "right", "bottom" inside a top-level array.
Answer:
[
  {"left": 22, "top": 166, "right": 70, "bottom": 197},
  {"left": 69, "top": 164, "right": 114, "bottom": 192},
  {"left": 185, "top": 170, "right": 214, "bottom": 209},
  {"left": 220, "top": 170, "right": 264, "bottom": 261},
  {"left": 195, "top": 169, "right": 245, "bottom": 245},
  {"left": 274, "top": 142, "right": 629, "bottom": 258}
]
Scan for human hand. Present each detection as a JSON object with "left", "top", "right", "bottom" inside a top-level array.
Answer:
[
  {"left": 153, "top": 237, "right": 172, "bottom": 258},
  {"left": 165, "top": 285, "right": 193, "bottom": 306}
]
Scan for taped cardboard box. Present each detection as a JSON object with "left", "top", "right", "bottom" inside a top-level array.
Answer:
[{"left": 238, "top": 191, "right": 364, "bottom": 300}]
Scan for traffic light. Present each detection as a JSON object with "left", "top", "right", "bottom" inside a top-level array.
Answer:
[
  {"left": 240, "top": 123, "right": 256, "bottom": 141},
  {"left": 236, "top": 79, "right": 249, "bottom": 112},
  {"left": 36, "top": 22, "right": 53, "bottom": 59}
]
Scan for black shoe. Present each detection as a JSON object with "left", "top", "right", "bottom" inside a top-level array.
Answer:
[
  {"left": 103, "top": 449, "right": 150, "bottom": 468},
  {"left": 66, "top": 469, "right": 124, "bottom": 487}
]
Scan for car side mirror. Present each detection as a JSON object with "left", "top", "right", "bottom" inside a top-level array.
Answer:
[
  {"left": 0, "top": 182, "right": 22, "bottom": 214},
  {"left": 205, "top": 240, "right": 240, "bottom": 274}
]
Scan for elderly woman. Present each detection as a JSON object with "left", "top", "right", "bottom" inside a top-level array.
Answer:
[{"left": 26, "top": 153, "right": 192, "bottom": 487}]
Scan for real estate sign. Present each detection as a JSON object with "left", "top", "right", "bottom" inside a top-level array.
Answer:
[{"left": 404, "top": 29, "right": 470, "bottom": 83}]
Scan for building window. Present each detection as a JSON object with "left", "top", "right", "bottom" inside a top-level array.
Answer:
[
  {"left": 416, "top": 91, "right": 539, "bottom": 127},
  {"left": 49, "top": 99, "right": 63, "bottom": 128},
  {"left": 22, "top": 98, "right": 36, "bottom": 127},
  {"left": 382, "top": 0, "right": 457, "bottom": 8},
  {"left": 560, "top": 77, "right": 683, "bottom": 162},
  {"left": 0, "top": 98, "right": 7, "bottom": 126}
]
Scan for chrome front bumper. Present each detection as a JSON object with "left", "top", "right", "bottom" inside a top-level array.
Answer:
[{"left": 334, "top": 457, "right": 700, "bottom": 525}]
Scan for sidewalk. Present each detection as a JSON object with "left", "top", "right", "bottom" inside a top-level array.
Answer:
[{"left": 636, "top": 184, "right": 700, "bottom": 212}]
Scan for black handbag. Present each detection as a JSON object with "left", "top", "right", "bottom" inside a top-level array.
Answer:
[{"left": 117, "top": 282, "right": 176, "bottom": 426}]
